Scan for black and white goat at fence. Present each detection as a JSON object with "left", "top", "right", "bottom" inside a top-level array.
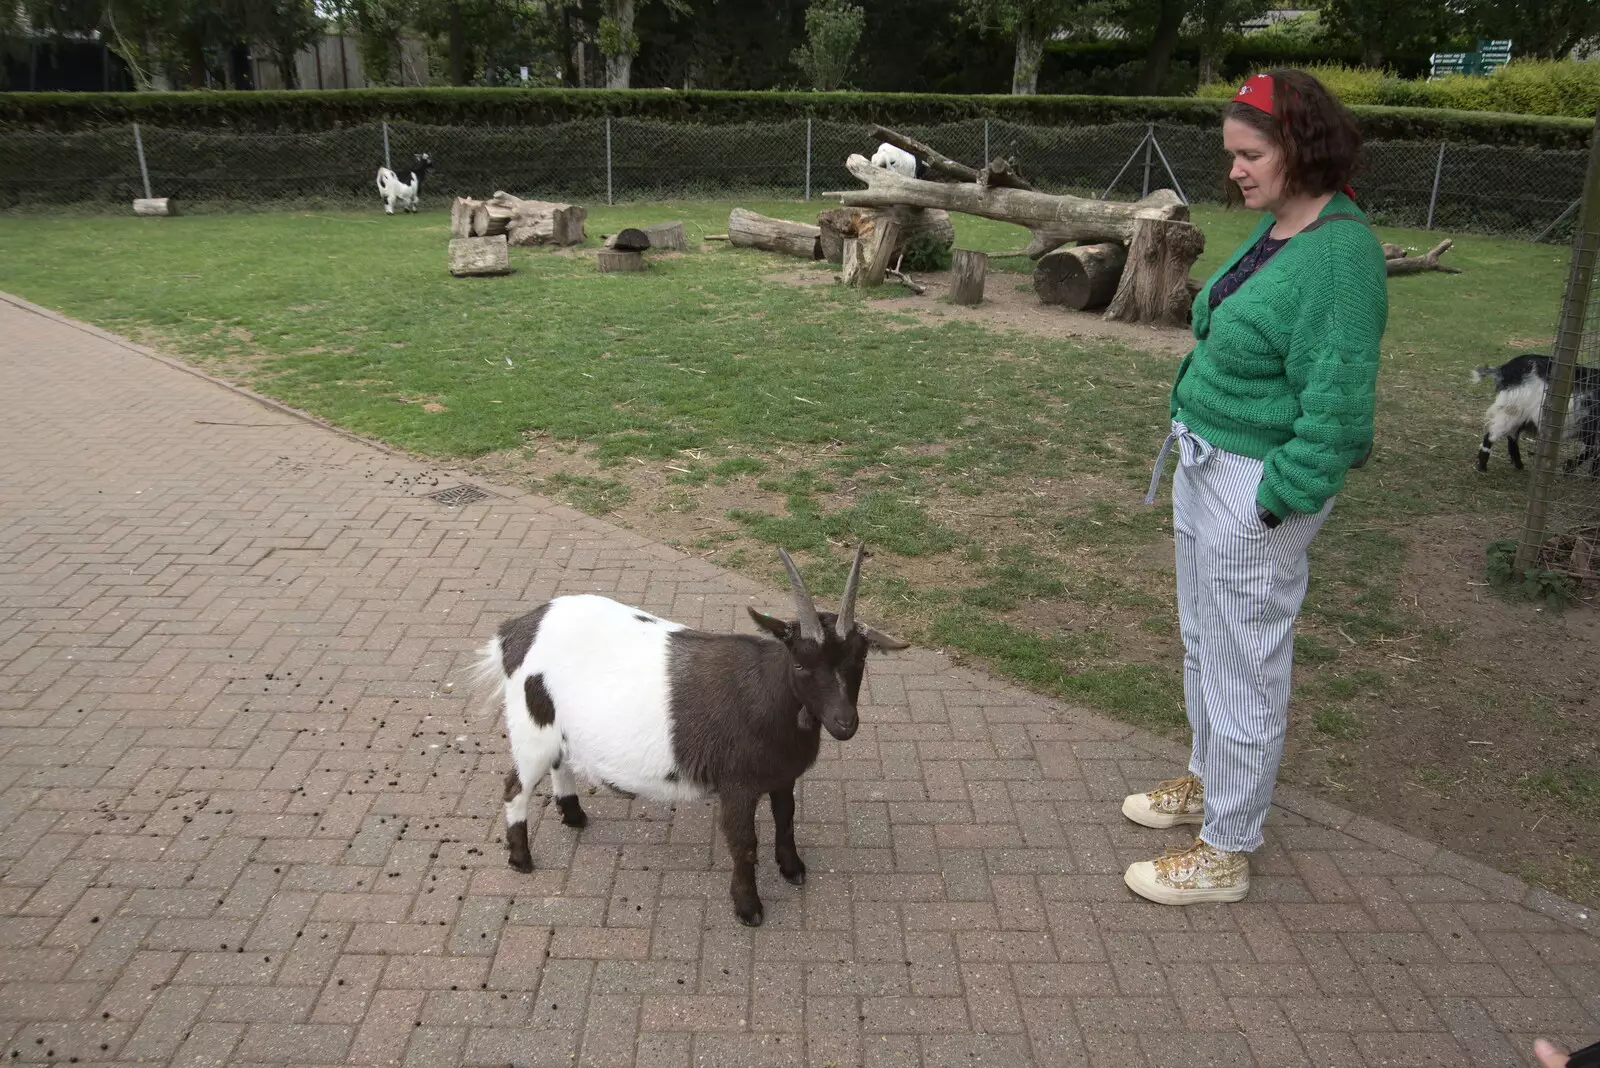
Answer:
[
  {"left": 375, "top": 152, "right": 432, "bottom": 215},
  {"left": 477, "top": 544, "right": 908, "bottom": 927},
  {"left": 1473, "top": 353, "right": 1600, "bottom": 476}
]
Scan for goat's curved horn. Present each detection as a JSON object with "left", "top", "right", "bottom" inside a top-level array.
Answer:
[
  {"left": 778, "top": 549, "right": 825, "bottom": 642},
  {"left": 835, "top": 543, "right": 866, "bottom": 638}
]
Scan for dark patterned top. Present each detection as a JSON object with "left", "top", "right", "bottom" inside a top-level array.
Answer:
[{"left": 1208, "top": 231, "right": 1289, "bottom": 310}]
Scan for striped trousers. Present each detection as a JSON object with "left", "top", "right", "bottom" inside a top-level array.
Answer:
[{"left": 1149, "top": 422, "right": 1333, "bottom": 853}]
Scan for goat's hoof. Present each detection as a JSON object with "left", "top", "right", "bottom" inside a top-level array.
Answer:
[
  {"left": 556, "top": 795, "right": 588, "bottom": 828},
  {"left": 507, "top": 853, "right": 534, "bottom": 874},
  {"left": 735, "top": 905, "right": 764, "bottom": 927},
  {"left": 779, "top": 861, "right": 807, "bottom": 887}
]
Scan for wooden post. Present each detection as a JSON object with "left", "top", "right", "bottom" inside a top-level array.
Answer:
[
  {"left": 1033, "top": 243, "right": 1127, "bottom": 310},
  {"left": 841, "top": 238, "right": 865, "bottom": 286},
  {"left": 949, "top": 249, "right": 988, "bottom": 305},
  {"left": 858, "top": 219, "right": 901, "bottom": 288}
]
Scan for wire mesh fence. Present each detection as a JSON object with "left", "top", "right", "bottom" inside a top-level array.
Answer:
[
  {"left": 0, "top": 116, "right": 1586, "bottom": 242},
  {"left": 1514, "top": 115, "right": 1600, "bottom": 588}
]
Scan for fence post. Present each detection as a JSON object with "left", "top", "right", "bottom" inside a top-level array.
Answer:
[
  {"left": 805, "top": 117, "right": 812, "bottom": 202},
  {"left": 1141, "top": 123, "right": 1154, "bottom": 198},
  {"left": 605, "top": 117, "right": 613, "bottom": 206},
  {"left": 382, "top": 121, "right": 391, "bottom": 171},
  {"left": 1425, "top": 142, "right": 1446, "bottom": 230},
  {"left": 132, "top": 122, "right": 152, "bottom": 200},
  {"left": 1515, "top": 112, "right": 1600, "bottom": 571},
  {"left": 984, "top": 118, "right": 990, "bottom": 164}
]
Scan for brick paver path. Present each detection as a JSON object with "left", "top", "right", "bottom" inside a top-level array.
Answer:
[{"left": 2, "top": 292, "right": 1596, "bottom": 1067}]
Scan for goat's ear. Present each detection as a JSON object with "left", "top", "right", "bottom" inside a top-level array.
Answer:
[
  {"left": 747, "top": 607, "right": 791, "bottom": 640},
  {"left": 862, "top": 626, "right": 910, "bottom": 651}
]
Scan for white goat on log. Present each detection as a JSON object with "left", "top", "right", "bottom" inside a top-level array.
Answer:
[{"left": 478, "top": 544, "right": 908, "bottom": 926}]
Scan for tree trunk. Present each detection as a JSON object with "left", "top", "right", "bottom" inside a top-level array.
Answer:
[
  {"left": 727, "top": 208, "right": 823, "bottom": 260},
  {"left": 1361, "top": 36, "right": 1384, "bottom": 70},
  {"left": 858, "top": 219, "right": 901, "bottom": 288},
  {"left": 449, "top": 236, "right": 512, "bottom": 277},
  {"left": 1105, "top": 218, "right": 1206, "bottom": 326},
  {"left": 1386, "top": 238, "right": 1460, "bottom": 275},
  {"left": 829, "top": 153, "right": 1187, "bottom": 259},
  {"left": 480, "top": 192, "right": 587, "bottom": 246},
  {"left": 1034, "top": 243, "right": 1128, "bottom": 311},
  {"left": 449, "top": 1, "right": 466, "bottom": 85},
  {"left": 1134, "top": 0, "right": 1186, "bottom": 95},
  {"left": 1012, "top": 22, "right": 1043, "bottom": 95},
  {"left": 606, "top": 0, "right": 635, "bottom": 89},
  {"left": 949, "top": 249, "right": 988, "bottom": 306},
  {"left": 643, "top": 221, "right": 690, "bottom": 252},
  {"left": 450, "top": 197, "right": 482, "bottom": 239},
  {"left": 817, "top": 206, "right": 955, "bottom": 266},
  {"left": 870, "top": 124, "right": 1034, "bottom": 191}
]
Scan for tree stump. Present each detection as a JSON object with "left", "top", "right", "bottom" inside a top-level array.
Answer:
[
  {"left": 818, "top": 206, "right": 954, "bottom": 266},
  {"left": 841, "top": 238, "right": 865, "bottom": 286},
  {"left": 450, "top": 197, "right": 481, "bottom": 239},
  {"left": 855, "top": 219, "right": 901, "bottom": 288},
  {"left": 604, "top": 228, "right": 651, "bottom": 252},
  {"left": 1034, "top": 242, "right": 1128, "bottom": 311},
  {"left": 644, "top": 221, "right": 689, "bottom": 252},
  {"left": 597, "top": 249, "right": 645, "bottom": 273},
  {"left": 727, "top": 208, "right": 823, "bottom": 260},
  {"left": 132, "top": 197, "right": 173, "bottom": 216},
  {"left": 1382, "top": 242, "right": 1407, "bottom": 260},
  {"left": 449, "top": 235, "right": 512, "bottom": 277},
  {"left": 1104, "top": 218, "right": 1206, "bottom": 327},
  {"left": 949, "top": 249, "right": 988, "bottom": 306}
]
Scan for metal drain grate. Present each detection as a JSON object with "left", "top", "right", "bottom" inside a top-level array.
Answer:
[{"left": 428, "top": 484, "right": 491, "bottom": 507}]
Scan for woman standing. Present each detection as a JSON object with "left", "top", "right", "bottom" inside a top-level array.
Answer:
[{"left": 1123, "top": 69, "right": 1388, "bottom": 906}]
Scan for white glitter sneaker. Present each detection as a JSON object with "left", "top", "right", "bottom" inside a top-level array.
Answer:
[
  {"left": 1124, "top": 838, "right": 1249, "bottom": 905},
  {"left": 1122, "top": 774, "right": 1204, "bottom": 829}
]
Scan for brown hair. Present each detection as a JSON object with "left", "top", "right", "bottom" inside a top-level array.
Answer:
[{"left": 1222, "top": 68, "right": 1363, "bottom": 205}]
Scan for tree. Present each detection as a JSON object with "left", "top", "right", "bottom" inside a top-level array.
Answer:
[
  {"left": 1190, "top": 0, "right": 1270, "bottom": 85},
  {"left": 598, "top": 0, "right": 689, "bottom": 88},
  {"left": 1313, "top": 0, "right": 1452, "bottom": 68},
  {"left": 961, "top": 0, "right": 1100, "bottom": 94},
  {"left": 240, "top": 0, "right": 323, "bottom": 88},
  {"left": 1461, "top": 0, "right": 1600, "bottom": 59},
  {"left": 790, "top": 0, "right": 863, "bottom": 89},
  {"left": 1104, "top": 0, "right": 1189, "bottom": 95}
]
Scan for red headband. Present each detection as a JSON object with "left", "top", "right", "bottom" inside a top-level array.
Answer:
[
  {"left": 1232, "top": 73, "right": 1275, "bottom": 114},
  {"left": 1230, "top": 72, "right": 1357, "bottom": 202}
]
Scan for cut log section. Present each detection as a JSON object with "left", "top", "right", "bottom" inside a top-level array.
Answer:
[
  {"left": 859, "top": 218, "right": 901, "bottom": 287},
  {"left": 1386, "top": 238, "right": 1461, "bottom": 275},
  {"left": 133, "top": 197, "right": 174, "bottom": 216},
  {"left": 828, "top": 153, "right": 1187, "bottom": 260},
  {"left": 1104, "top": 218, "right": 1206, "bottom": 327},
  {"left": 477, "top": 191, "right": 587, "bottom": 246},
  {"left": 1034, "top": 242, "right": 1128, "bottom": 311},
  {"left": 727, "top": 208, "right": 822, "bottom": 260},
  {"left": 643, "top": 221, "right": 690, "bottom": 252},
  {"left": 450, "top": 197, "right": 481, "bottom": 239},
  {"left": 1382, "top": 242, "right": 1407, "bottom": 259},
  {"left": 597, "top": 249, "right": 645, "bottom": 272},
  {"left": 817, "top": 206, "right": 954, "bottom": 266},
  {"left": 949, "top": 249, "right": 988, "bottom": 306},
  {"left": 449, "top": 235, "right": 512, "bottom": 277},
  {"left": 841, "top": 238, "right": 865, "bottom": 286},
  {"left": 603, "top": 228, "right": 651, "bottom": 252}
]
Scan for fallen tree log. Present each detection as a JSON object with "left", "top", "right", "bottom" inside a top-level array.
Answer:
[
  {"left": 1105, "top": 218, "right": 1206, "bottom": 327},
  {"left": 603, "top": 228, "right": 651, "bottom": 252},
  {"left": 828, "top": 153, "right": 1186, "bottom": 259},
  {"left": 133, "top": 197, "right": 174, "bottom": 216},
  {"left": 817, "top": 206, "right": 955, "bottom": 266},
  {"left": 480, "top": 191, "right": 587, "bottom": 246},
  {"left": 728, "top": 208, "right": 822, "bottom": 260},
  {"left": 1386, "top": 238, "right": 1460, "bottom": 275},
  {"left": 869, "top": 124, "right": 1034, "bottom": 191},
  {"left": 1033, "top": 242, "right": 1128, "bottom": 311}
]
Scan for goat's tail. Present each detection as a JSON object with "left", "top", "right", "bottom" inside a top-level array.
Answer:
[
  {"left": 465, "top": 635, "right": 508, "bottom": 723},
  {"left": 375, "top": 166, "right": 394, "bottom": 193}
]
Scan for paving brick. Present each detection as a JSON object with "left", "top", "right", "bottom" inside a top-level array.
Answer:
[{"left": 2, "top": 295, "right": 1597, "bottom": 1068}]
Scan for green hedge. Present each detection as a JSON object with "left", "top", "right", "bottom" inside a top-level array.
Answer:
[
  {"left": 1043, "top": 38, "right": 1440, "bottom": 85},
  {"left": 1197, "top": 60, "right": 1600, "bottom": 120},
  {"left": 0, "top": 87, "right": 1591, "bottom": 149}
]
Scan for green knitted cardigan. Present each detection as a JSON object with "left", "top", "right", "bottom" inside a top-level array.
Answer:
[{"left": 1169, "top": 192, "right": 1389, "bottom": 518}]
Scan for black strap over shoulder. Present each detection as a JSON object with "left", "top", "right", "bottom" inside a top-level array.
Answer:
[{"left": 1297, "top": 212, "right": 1371, "bottom": 235}]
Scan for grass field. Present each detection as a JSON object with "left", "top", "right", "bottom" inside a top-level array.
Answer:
[{"left": 2, "top": 199, "right": 1595, "bottom": 905}]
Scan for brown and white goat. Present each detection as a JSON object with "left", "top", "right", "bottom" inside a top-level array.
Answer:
[{"left": 479, "top": 544, "right": 907, "bottom": 926}]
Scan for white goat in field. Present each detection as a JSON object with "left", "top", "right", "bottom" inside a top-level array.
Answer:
[{"left": 375, "top": 152, "right": 432, "bottom": 214}]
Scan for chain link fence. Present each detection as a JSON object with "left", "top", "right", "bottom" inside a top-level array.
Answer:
[
  {"left": 1514, "top": 115, "right": 1600, "bottom": 591},
  {"left": 0, "top": 117, "right": 1586, "bottom": 242}
]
